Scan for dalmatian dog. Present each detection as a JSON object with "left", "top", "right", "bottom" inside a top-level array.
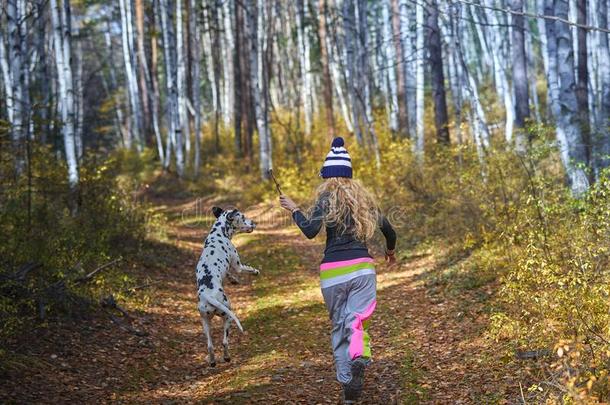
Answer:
[{"left": 196, "top": 206, "right": 260, "bottom": 367}]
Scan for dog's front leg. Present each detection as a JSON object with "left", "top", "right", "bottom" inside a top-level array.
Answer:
[
  {"left": 231, "top": 254, "right": 260, "bottom": 276},
  {"left": 238, "top": 264, "right": 260, "bottom": 275}
]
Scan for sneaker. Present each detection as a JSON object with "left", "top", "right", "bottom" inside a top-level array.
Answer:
[{"left": 343, "top": 357, "right": 367, "bottom": 402}]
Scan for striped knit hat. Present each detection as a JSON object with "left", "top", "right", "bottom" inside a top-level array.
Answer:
[{"left": 320, "top": 137, "right": 352, "bottom": 179}]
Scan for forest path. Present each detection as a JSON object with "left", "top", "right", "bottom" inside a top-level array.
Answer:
[
  {"left": 3, "top": 193, "right": 511, "bottom": 404},
  {"left": 111, "top": 195, "right": 499, "bottom": 404}
]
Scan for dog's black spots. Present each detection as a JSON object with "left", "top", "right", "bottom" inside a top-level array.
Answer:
[
  {"left": 218, "top": 287, "right": 223, "bottom": 292},
  {"left": 209, "top": 250, "right": 215, "bottom": 256},
  {"left": 209, "top": 361, "right": 216, "bottom": 368},
  {"left": 198, "top": 274, "right": 214, "bottom": 289},
  {"left": 222, "top": 293, "right": 228, "bottom": 302}
]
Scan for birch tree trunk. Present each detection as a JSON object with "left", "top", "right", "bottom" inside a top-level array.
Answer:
[
  {"left": 356, "top": 0, "right": 381, "bottom": 167},
  {"left": 233, "top": 0, "right": 244, "bottom": 155},
  {"left": 343, "top": 0, "right": 364, "bottom": 145},
  {"left": 391, "top": 0, "right": 409, "bottom": 138},
  {"left": 0, "top": 27, "right": 14, "bottom": 128},
  {"left": 222, "top": 0, "right": 234, "bottom": 126},
  {"left": 595, "top": 0, "right": 610, "bottom": 172},
  {"left": 74, "top": 16, "right": 84, "bottom": 159},
  {"left": 119, "top": 0, "right": 144, "bottom": 151},
  {"left": 545, "top": 0, "right": 590, "bottom": 194},
  {"left": 427, "top": 0, "right": 449, "bottom": 145},
  {"left": 481, "top": 2, "right": 514, "bottom": 144},
  {"left": 382, "top": 0, "right": 399, "bottom": 136},
  {"left": 414, "top": 0, "right": 425, "bottom": 160},
  {"left": 103, "top": 26, "right": 129, "bottom": 148},
  {"left": 509, "top": 0, "right": 530, "bottom": 152},
  {"left": 189, "top": 0, "right": 202, "bottom": 174},
  {"left": 328, "top": 25, "right": 353, "bottom": 133},
  {"left": 50, "top": 0, "right": 79, "bottom": 187},
  {"left": 576, "top": 0, "right": 591, "bottom": 165},
  {"left": 176, "top": 0, "right": 189, "bottom": 164},
  {"left": 296, "top": 0, "right": 313, "bottom": 136},
  {"left": 7, "top": 0, "right": 27, "bottom": 173},
  {"left": 160, "top": 0, "right": 183, "bottom": 175},
  {"left": 248, "top": 0, "right": 272, "bottom": 179},
  {"left": 454, "top": 3, "right": 489, "bottom": 161},
  {"left": 134, "top": 0, "right": 151, "bottom": 138},
  {"left": 150, "top": 0, "right": 165, "bottom": 162}
]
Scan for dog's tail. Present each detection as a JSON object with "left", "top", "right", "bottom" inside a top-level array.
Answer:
[{"left": 205, "top": 296, "right": 244, "bottom": 333}]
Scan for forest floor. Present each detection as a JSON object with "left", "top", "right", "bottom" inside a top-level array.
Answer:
[{"left": 1, "top": 187, "right": 524, "bottom": 404}]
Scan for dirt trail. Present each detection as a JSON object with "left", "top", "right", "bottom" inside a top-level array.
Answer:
[{"left": 2, "top": 195, "right": 515, "bottom": 404}]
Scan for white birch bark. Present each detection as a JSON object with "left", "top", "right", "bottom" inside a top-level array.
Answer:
[
  {"left": 190, "top": 0, "right": 202, "bottom": 174},
  {"left": 328, "top": 27, "right": 353, "bottom": 132},
  {"left": 383, "top": 0, "right": 399, "bottom": 134},
  {"left": 594, "top": 0, "right": 610, "bottom": 172},
  {"left": 414, "top": 0, "right": 425, "bottom": 160},
  {"left": 482, "top": 2, "right": 514, "bottom": 143},
  {"left": 342, "top": 0, "right": 364, "bottom": 145},
  {"left": 544, "top": 0, "right": 590, "bottom": 194},
  {"left": 74, "top": 16, "right": 84, "bottom": 159},
  {"left": 7, "top": 0, "right": 26, "bottom": 173},
  {"left": 0, "top": 28, "right": 14, "bottom": 125},
  {"left": 50, "top": 0, "right": 78, "bottom": 187},
  {"left": 119, "top": 0, "right": 143, "bottom": 151},
  {"left": 296, "top": 0, "right": 313, "bottom": 135},
  {"left": 160, "top": 0, "right": 183, "bottom": 175},
  {"left": 176, "top": 0, "right": 189, "bottom": 161},
  {"left": 248, "top": 0, "right": 272, "bottom": 178},
  {"left": 104, "top": 24, "right": 129, "bottom": 147},
  {"left": 221, "top": 1, "right": 234, "bottom": 125},
  {"left": 400, "top": 0, "right": 416, "bottom": 137}
]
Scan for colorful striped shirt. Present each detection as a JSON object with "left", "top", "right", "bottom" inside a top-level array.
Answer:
[{"left": 319, "top": 257, "right": 376, "bottom": 289}]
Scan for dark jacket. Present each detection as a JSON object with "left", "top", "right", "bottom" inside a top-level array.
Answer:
[{"left": 292, "top": 195, "right": 396, "bottom": 264}]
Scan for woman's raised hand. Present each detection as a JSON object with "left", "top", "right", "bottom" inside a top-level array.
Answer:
[
  {"left": 385, "top": 249, "right": 397, "bottom": 265},
  {"left": 279, "top": 195, "right": 299, "bottom": 213}
]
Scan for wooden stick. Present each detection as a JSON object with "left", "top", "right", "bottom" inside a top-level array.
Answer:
[
  {"left": 268, "top": 169, "right": 283, "bottom": 195},
  {"left": 75, "top": 258, "right": 122, "bottom": 283}
]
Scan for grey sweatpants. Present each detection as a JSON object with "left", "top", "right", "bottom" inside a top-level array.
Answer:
[{"left": 321, "top": 274, "right": 377, "bottom": 384}]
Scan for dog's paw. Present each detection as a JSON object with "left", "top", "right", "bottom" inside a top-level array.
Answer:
[
  {"left": 253, "top": 269, "right": 260, "bottom": 276},
  {"left": 209, "top": 361, "right": 217, "bottom": 368},
  {"left": 224, "top": 356, "right": 231, "bottom": 363}
]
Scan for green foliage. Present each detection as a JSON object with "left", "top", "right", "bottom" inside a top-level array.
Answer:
[{"left": 0, "top": 144, "right": 161, "bottom": 344}]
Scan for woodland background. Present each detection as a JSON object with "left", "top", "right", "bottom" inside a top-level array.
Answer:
[{"left": 1, "top": 0, "right": 610, "bottom": 402}]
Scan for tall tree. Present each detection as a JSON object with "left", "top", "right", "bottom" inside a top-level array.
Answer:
[
  {"left": 576, "top": 0, "right": 591, "bottom": 165},
  {"left": 544, "top": 0, "right": 590, "bottom": 194},
  {"left": 382, "top": 0, "right": 399, "bottom": 137},
  {"left": 390, "top": 0, "right": 409, "bottom": 138},
  {"left": 509, "top": 0, "right": 530, "bottom": 152},
  {"left": 119, "top": 0, "right": 144, "bottom": 151},
  {"left": 427, "top": 0, "right": 449, "bottom": 145},
  {"left": 317, "top": 0, "right": 336, "bottom": 139},
  {"left": 189, "top": 0, "right": 202, "bottom": 174},
  {"left": 414, "top": 0, "right": 425, "bottom": 159},
  {"left": 596, "top": 0, "right": 610, "bottom": 172},
  {"left": 134, "top": 0, "right": 151, "bottom": 137},
  {"left": 248, "top": 0, "right": 272, "bottom": 178},
  {"left": 50, "top": 0, "right": 78, "bottom": 187},
  {"left": 296, "top": 0, "right": 314, "bottom": 136}
]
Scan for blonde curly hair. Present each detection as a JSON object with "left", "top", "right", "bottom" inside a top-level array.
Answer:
[{"left": 314, "top": 177, "right": 379, "bottom": 241}]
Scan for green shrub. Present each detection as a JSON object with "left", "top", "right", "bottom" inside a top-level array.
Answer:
[{"left": 0, "top": 145, "right": 160, "bottom": 343}]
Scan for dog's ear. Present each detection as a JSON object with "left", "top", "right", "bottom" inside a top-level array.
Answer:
[
  {"left": 226, "top": 210, "right": 238, "bottom": 222},
  {"left": 212, "top": 206, "right": 224, "bottom": 218}
]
